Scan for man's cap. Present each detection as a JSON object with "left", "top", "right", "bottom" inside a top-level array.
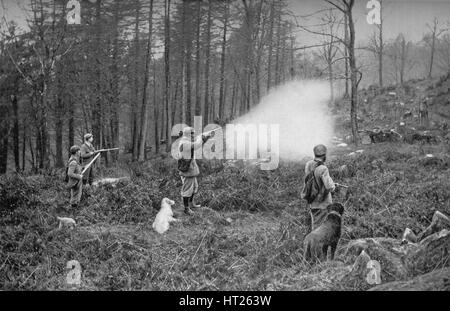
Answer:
[
  {"left": 313, "top": 144, "right": 327, "bottom": 157},
  {"left": 70, "top": 145, "right": 80, "bottom": 154},
  {"left": 84, "top": 133, "right": 93, "bottom": 141}
]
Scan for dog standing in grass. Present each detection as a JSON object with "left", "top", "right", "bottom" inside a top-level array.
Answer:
[
  {"left": 152, "top": 198, "right": 179, "bottom": 234},
  {"left": 303, "top": 203, "right": 344, "bottom": 263}
]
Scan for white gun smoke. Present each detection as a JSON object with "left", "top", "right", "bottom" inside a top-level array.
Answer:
[{"left": 229, "top": 80, "right": 334, "bottom": 161}]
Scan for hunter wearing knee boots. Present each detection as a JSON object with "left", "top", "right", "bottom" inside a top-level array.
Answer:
[{"left": 178, "top": 127, "right": 213, "bottom": 215}]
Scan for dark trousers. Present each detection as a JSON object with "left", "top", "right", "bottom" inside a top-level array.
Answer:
[{"left": 70, "top": 180, "right": 83, "bottom": 206}]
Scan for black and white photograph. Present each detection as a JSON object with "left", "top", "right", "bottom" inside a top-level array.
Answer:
[{"left": 0, "top": 0, "right": 449, "bottom": 293}]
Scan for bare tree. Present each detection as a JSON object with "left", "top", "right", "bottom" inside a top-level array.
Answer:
[
  {"left": 218, "top": 0, "right": 230, "bottom": 121},
  {"left": 387, "top": 34, "right": 413, "bottom": 85},
  {"left": 423, "top": 17, "right": 447, "bottom": 78},
  {"left": 317, "top": 9, "right": 342, "bottom": 106},
  {"left": 164, "top": 0, "right": 172, "bottom": 152},
  {"left": 195, "top": 0, "right": 202, "bottom": 118},
  {"left": 131, "top": 0, "right": 141, "bottom": 161},
  {"left": 436, "top": 33, "right": 450, "bottom": 72},
  {"left": 298, "top": 0, "right": 360, "bottom": 144},
  {"left": 138, "top": 0, "right": 154, "bottom": 162},
  {"left": 366, "top": 0, "right": 384, "bottom": 87},
  {"left": 203, "top": 0, "right": 212, "bottom": 125}
]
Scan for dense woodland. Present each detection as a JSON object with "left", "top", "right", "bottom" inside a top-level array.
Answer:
[
  {"left": 1, "top": 1, "right": 450, "bottom": 291},
  {"left": 0, "top": 0, "right": 449, "bottom": 173}
]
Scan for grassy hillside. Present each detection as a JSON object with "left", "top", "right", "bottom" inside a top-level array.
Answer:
[
  {"left": 1, "top": 140, "right": 448, "bottom": 290},
  {"left": 1, "top": 76, "right": 449, "bottom": 290}
]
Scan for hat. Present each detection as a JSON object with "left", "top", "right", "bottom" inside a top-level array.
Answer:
[
  {"left": 84, "top": 133, "right": 93, "bottom": 141},
  {"left": 70, "top": 145, "right": 80, "bottom": 155},
  {"left": 313, "top": 144, "right": 327, "bottom": 157}
]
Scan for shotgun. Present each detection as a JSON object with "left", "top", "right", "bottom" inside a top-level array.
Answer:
[
  {"left": 95, "top": 147, "right": 120, "bottom": 153},
  {"left": 81, "top": 153, "right": 101, "bottom": 175}
]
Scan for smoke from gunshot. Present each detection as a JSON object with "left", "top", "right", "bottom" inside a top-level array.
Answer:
[{"left": 229, "top": 80, "right": 334, "bottom": 161}]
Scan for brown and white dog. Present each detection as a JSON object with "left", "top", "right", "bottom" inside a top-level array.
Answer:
[
  {"left": 303, "top": 203, "right": 344, "bottom": 263},
  {"left": 152, "top": 198, "right": 179, "bottom": 234}
]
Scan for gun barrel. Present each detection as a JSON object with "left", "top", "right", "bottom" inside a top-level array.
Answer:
[
  {"left": 81, "top": 153, "right": 101, "bottom": 175},
  {"left": 337, "top": 183, "right": 349, "bottom": 188},
  {"left": 96, "top": 148, "right": 120, "bottom": 153}
]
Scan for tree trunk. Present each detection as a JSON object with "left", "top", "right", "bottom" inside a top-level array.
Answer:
[
  {"left": 55, "top": 96, "right": 64, "bottom": 168},
  {"left": 274, "top": 10, "right": 282, "bottom": 86},
  {"left": 378, "top": 4, "right": 383, "bottom": 87},
  {"left": 22, "top": 122, "right": 26, "bottom": 171},
  {"left": 266, "top": 0, "right": 275, "bottom": 92},
  {"left": 195, "top": 0, "right": 202, "bottom": 118},
  {"left": 203, "top": 0, "right": 213, "bottom": 126},
  {"left": 110, "top": 0, "right": 121, "bottom": 162},
  {"left": 93, "top": 0, "right": 103, "bottom": 152},
  {"left": 290, "top": 35, "right": 295, "bottom": 79},
  {"left": 347, "top": 0, "right": 359, "bottom": 145},
  {"left": 153, "top": 61, "right": 159, "bottom": 154},
  {"left": 429, "top": 33, "right": 436, "bottom": 79},
  {"left": 132, "top": 0, "right": 141, "bottom": 161},
  {"left": 68, "top": 97, "right": 74, "bottom": 149},
  {"left": 0, "top": 98, "right": 10, "bottom": 174},
  {"left": 37, "top": 85, "right": 50, "bottom": 169},
  {"left": 254, "top": 1, "right": 265, "bottom": 104},
  {"left": 428, "top": 19, "right": 437, "bottom": 79},
  {"left": 11, "top": 95, "right": 20, "bottom": 171},
  {"left": 164, "top": 0, "right": 172, "bottom": 152},
  {"left": 329, "top": 63, "right": 334, "bottom": 105},
  {"left": 184, "top": 1, "right": 193, "bottom": 125},
  {"left": 138, "top": 0, "right": 154, "bottom": 162},
  {"left": 344, "top": 13, "right": 349, "bottom": 97},
  {"left": 400, "top": 37, "right": 407, "bottom": 85},
  {"left": 219, "top": 0, "right": 229, "bottom": 121},
  {"left": 29, "top": 135, "right": 35, "bottom": 171}
]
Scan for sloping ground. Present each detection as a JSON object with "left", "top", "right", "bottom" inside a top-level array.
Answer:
[
  {"left": 1, "top": 138, "right": 449, "bottom": 290},
  {"left": 335, "top": 75, "right": 449, "bottom": 137},
  {"left": 369, "top": 268, "right": 450, "bottom": 291},
  {"left": 2, "top": 75, "right": 450, "bottom": 290}
]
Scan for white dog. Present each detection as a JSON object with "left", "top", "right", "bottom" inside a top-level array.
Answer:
[
  {"left": 152, "top": 198, "right": 179, "bottom": 234},
  {"left": 57, "top": 217, "right": 76, "bottom": 230}
]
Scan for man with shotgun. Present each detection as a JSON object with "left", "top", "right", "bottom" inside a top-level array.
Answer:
[
  {"left": 80, "top": 133, "right": 99, "bottom": 186},
  {"left": 66, "top": 145, "right": 84, "bottom": 210},
  {"left": 80, "top": 133, "right": 119, "bottom": 186},
  {"left": 302, "top": 144, "right": 346, "bottom": 231},
  {"left": 178, "top": 127, "right": 216, "bottom": 215}
]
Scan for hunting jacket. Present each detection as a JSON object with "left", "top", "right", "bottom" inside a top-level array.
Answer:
[
  {"left": 178, "top": 135, "right": 207, "bottom": 178},
  {"left": 67, "top": 155, "right": 83, "bottom": 188},
  {"left": 304, "top": 159, "right": 336, "bottom": 209},
  {"left": 80, "top": 142, "right": 95, "bottom": 166}
]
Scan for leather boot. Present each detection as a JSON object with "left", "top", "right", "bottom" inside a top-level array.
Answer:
[{"left": 183, "top": 196, "right": 193, "bottom": 215}]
